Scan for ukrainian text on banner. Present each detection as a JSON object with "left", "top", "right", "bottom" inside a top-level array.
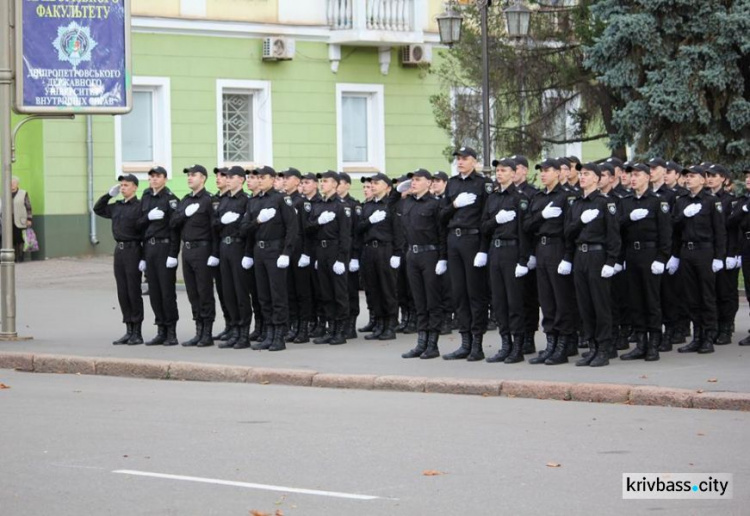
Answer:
[{"left": 15, "top": 0, "right": 131, "bottom": 114}]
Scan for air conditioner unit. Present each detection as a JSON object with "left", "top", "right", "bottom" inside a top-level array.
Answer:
[
  {"left": 262, "top": 37, "right": 295, "bottom": 61},
  {"left": 401, "top": 44, "right": 432, "bottom": 66}
]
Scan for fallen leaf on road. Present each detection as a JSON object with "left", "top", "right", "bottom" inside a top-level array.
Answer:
[
  {"left": 697, "top": 433, "right": 705, "bottom": 436},
  {"left": 546, "top": 462, "right": 561, "bottom": 468},
  {"left": 261, "top": 381, "right": 270, "bottom": 385},
  {"left": 639, "top": 375, "right": 647, "bottom": 379},
  {"left": 696, "top": 389, "right": 704, "bottom": 394},
  {"left": 250, "top": 511, "right": 270, "bottom": 516},
  {"left": 422, "top": 470, "right": 445, "bottom": 476},
  {"left": 275, "top": 510, "right": 284, "bottom": 516},
  {"left": 707, "top": 378, "right": 718, "bottom": 383},
  {"left": 0, "top": 383, "right": 10, "bottom": 389}
]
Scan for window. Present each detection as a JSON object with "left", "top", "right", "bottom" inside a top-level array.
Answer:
[
  {"left": 114, "top": 76, "right": 171, "bottom": 179},
  {"left": 216, "top": 80, "right": 272, "bottom": 168},
  {"left": 543, "top": 90, "right": 581, "bottom": 159},
  {"left": 336, "top": 83, "right": 384, "bottom": 173}
]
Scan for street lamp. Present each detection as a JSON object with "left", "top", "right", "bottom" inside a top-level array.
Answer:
[
  {"left": 435, "top": 2, "right": 462, "bottom": 47},
  {"left": 504, "top": 1, "right": 531, "bottom": 152}
]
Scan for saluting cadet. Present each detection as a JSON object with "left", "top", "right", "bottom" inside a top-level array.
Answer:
[
  {"left": 482, "top": 158, "right": 530, "bottom": 364},
  {"left": 732, "top": 168, "right": 750, "bottom": 346},
  {"left": 618, "top": 163, "right": 672, "bottom": 360},
  {"left": 440, "top": 146, "right": 493, "bottom": 362},
  {"left": 137, "top": 166, "right": 180, "bottom": 347},
  {"left": 95, "top": 174, "right": 145, "bottom": 345},
  {"left": 211, "top": 167, "right": 233, "bottom": 341},
  {"left": 430, "top": 171, "right": 454, "bottom": 334},
  {"left": 671, "top": 165, "right": 727, "bottom": 354},
  {"left": 337, "top": 173, "right": 363, "bottom": 340},
  {"left": 399, "top": 169, "right": 446, "bottom": 359},
  {"left": 299, "top": 173, "right": 323, "bottom": 340},
  {"left": 170, "top": 165, "right": 220, "bottom": 347}
]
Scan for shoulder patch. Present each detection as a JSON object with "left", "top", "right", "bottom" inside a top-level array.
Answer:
[
  {"left": 344, "top": 207, "right": 351, "bottom": 218},
  {"left": 212, "top": 200, "right": 220, "bottom": 211},
  {"left": 661, "top": 202, "right": 669, "bottom": 213},
  {"left": 355, "top": 205, "right": 362, "bottom": 216},
  {"left": 608, "top": 203, "right": 616, "bottom": 215},
  {"left": 519, "top": 199, "right": 528, "bottom": 211},
  {"left": 716, "top": 202, "right": 722, "bottom": 213},
  {"left": 568, "top": 196, "right": 577, "bottom": 206},
  {"left": 732, "top": 200, "right": 738, "bottom": 208},
  {"left": 485, "top": 183, "right": 494, "bottom": 194},
  {"left": 304, "top": 202, "right": 311, "bottom": 213},
  {"left": 169, "top": 199, "right": 178, "bottom": 210},
  {"left": 285, "top": 196, "right": 293, "bottom": 207}
]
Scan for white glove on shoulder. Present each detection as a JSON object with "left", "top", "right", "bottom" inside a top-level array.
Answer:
[
  {"left": 298, "top": 254, "right": 310, "bottom": 268},
  {"left": 184, "top": 203, "right": 200, "bottom": 217},
  {"left": 495, "top": 209, "right": 516, "bottom": 224},
  {"left": 333, "top": 261, "right": 346, "bottom": 275},
  {"left": 349, "top": 259, "right": 360, "bottom": 272},
  {"left": 453, "top": 192, "right": 477, "bottom": 208},
  {"left": 629, "top": 208, "right": 648, "bottom": 221},
  {"left": 683, "top": 203, "right": 701, "bottom": 218},
  {"left": 389, "top": 256, "right": 401, "bottom": 269},
  {"left": 473, "top": 252, "right": 487, "bottom": 268},
  {"left": 318, "top": 211, "right": 336, "bottom": 225},
  {"left": 138, "top": 260, "right": 146, "bottom": 272},
  {"left": 257, "top": 208, "right": 277, "bottom": 223},
  {"left": 435, "top": 260, "right": 447, "bottom": 276},
  {"left": 651, "top": 261, "right": 665, "bottom": 275},
  {"left": 541, "top": 201, "right": 562, "bottom": 219},
  {"left": 220, "top": 211, "right": 240, "bottom": 225},
  {"left": 515, "top": 264, "right": 529, "bottom": 278},
  {"left": 166, "top": 257, "right": 178, "bottom": 269},
  {"left": 241, "top": 256, "right": 254, "bottom": 269},
  {"left": 557, "top": 260, "right": 572, "bottom": 275},
  {"left": 148, "top": 207, "right": 165, "bottom": 221},
  {"left": 108, "top": 185, "right": 120, "bottom": 197},
  {"left": 666, "top": 256, "right": 680, "bottom": 275},
  {"left": 368, "top": 210, "right": 386, "bottom": 224},
  {"left": 581, "top": 208, "right": 600, "bottom": 224},
  {"left": 712, "top": 259, "right": 724, "bottom": 273},
  {"left": 207, "top": 256, "right": 219, "bottom": 267}
]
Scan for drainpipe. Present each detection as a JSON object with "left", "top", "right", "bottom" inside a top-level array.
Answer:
[{"left": 87, "top": 115, "right": 98, "bottom": 245}]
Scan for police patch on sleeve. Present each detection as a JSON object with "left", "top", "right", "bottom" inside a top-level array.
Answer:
[
  {"left": 520, "top": 199, "right": 528, "bottom": 211},
  {"left": 169, "top": 199, "right": 178, "bottom": 210},
  {"left": 608, "top": 203, "right": 616, "bottom": 215},
  {"left": 304, "top": 202, "right": 311, "bottom": 212},
  {"left": 344, "top": 207, "right": 351, "bottom": 218},
  {"left": 284, "top": 196, "right": 293, "bottom": 207},
  {"left": 568, "top": 196, "right": 576, "bottom": 206},
  {"left": 661, "top": 202, "right": 669, "bottom": 213},
  {"left": 485, "top": 183, "right": 494, "bottom": 194},
  {"left": 716, "top": 202, "right": 722, "bottom": 213},
  {"left": 212, "top": 200, "right": 220, "bottom": 211},
  {"left": 355, "top": 205, "right": 362, "bottom": 216}
]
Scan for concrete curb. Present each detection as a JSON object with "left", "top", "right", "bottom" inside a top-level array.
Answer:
[{"left": 1, "top": 351, "right": 748, "bottom": 412}]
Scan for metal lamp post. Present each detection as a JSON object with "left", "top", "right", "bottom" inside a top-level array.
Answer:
[{"left": 503, "top": 1, "right": 531, "bottom": 152}]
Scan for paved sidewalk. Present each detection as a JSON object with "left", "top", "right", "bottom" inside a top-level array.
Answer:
[{"left": 2, "top": 256, "right": 750, "bottom": 404}]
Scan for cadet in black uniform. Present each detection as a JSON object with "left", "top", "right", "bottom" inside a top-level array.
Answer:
[
  {"left": 430, "top": 171, "right": 454, "bottom": 334},
  {"left": 618, "top": 163, "right": 672, "bottom": 360},
  {"left": 298, "top": 173, "right": 322, "bottom": 340},
  {"left": 137, "top": 166, "right": 180, "bottom": 346},
  {"left": 482, "top": 158, "right": 530, "bottom": 364},
  {"left": 672, "top": 165, "right": 727, "bottom": 353},
  {"left": 242, "top": 166, "right": 298, "bottom": 351},
  {"left": 733, "top": 168, "right": 750, "bottom": 346},
  {"left": 211, "top": 167, "right": 232, "bottom": 341},
  {"left": 440, "top": 146, "right": 492, "bottom": 361},
  {"left": 662, "top": 161, "right": 690, "bottom": 344},
  {"left": 171, "top": 165, "right": 220, "bottom": 347},
  {"left": 95, "top": 174, "right": 145, "bottom": 345},
  {"left": 338, "top": 173, "right": 363, "bottom": 339}
]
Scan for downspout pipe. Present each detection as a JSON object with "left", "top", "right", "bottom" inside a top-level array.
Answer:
[{"left": 87, "top": 115, "right": 98, "bottom": 246}]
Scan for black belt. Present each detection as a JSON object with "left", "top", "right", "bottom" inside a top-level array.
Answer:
[
  {"left": 682, "top": 241, "right": 713, "bottom": 250},
  {"left": 577, "top": 243, "right": 604, "bottom": 253},
  {"left": 365, "top": 240, "right": 390, "bottom": 248},
  {"left": 493, "top": 239, "right": 518, "bottom": 248},
  {"left": 222, "top": 236, "right": 245, "bottom": 245},
  {"left": 256, "top": 239, "right": 281, "bottom": 249},
  {"left": 183, "top": 240, "right": 209, "bottom": 249},
  {"left": 146, "top": 237, "right": 170, "bottom": 245},
  {"left": 318, "top": 239, "right": 338, "bottom": 248},
  {"left": 628, "top": 241, "right": 657, "bottom": 251},
  {"left": 410, "top": 244, "right": 438, "bottom": 254},
  {"left": 538, "top": 236, "right": 561, "bottom": 246},
  {"left": 116, "top": 241, "right": 140, "bottom": 249},
  {"left": 450, "top": 228, "right": 479, "bottom": 237}
]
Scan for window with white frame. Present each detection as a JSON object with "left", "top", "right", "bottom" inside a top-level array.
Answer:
[
  {"left": 336, "top": 84, "right": 384, "bottom": 173},
  {"left": 216, "top": 80, "right": 273, "bottom": 168},
  {"left": 114, "top": 76, "right": 171, "bottom": 178}
]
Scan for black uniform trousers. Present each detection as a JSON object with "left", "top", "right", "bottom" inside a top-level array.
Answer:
[
  {"left": 219, "top": 241, "right": 252, "bottom": 327},
  {"left": 611, "top": 270, "right": 629, "bottom": 330},
  {"left": 361, "top": 243, "right": 397, "bottom": 318},
  {"left": 521, "top": 269, "right": 539, "bottom": 333},
  {"left": 661, "top": 270, "right": 685, "bottom": 330},
  {"left": 114, "top": 244, "right": 144, "bottom": 324},
  {"left": 317, "top": 242, "right": 349, "bottom": 321},
  {"left": 254, "top": 241, "right": 289, "bottom": 326},
  {"left": 143, "top": 240, "right": 178, "bottom": 326},
  {"left": 535, "top": 240, "right": 575, "bottom": 336},
  {"left": 406, "top": 249, "right": 442, "bottom": 332},
  {"left": 396, "top": 262, "right": 414, "bottom": 311},
  {"left": 288, "top": 251, "right": 313, "bottom": 322},
  {"left": 439, "top": 272, "right": 453, "bottom": 316},
  {"left": 212, "top": 267, "right": 230, "bottom": 323},
  {"left": 716, "top": 268, "right": 740, "bottom": 325},
  {"left": 573, "top": 249, "right": 612, "bottom": 344},
  {"left": 489, "top": 244, "right": 525, "bottom": 335},
  {"left": 348, "top": 269, "right": 360, "bottom": 318},
  {"left": 181, "top": 243, "right": 215, "bottom": 322},
  {"left": 681, "top": 247, "right": 718, "bottom": 332},
  {"left": 742, "top": 248, "right": 750, "bottom": 303},
  {"left": 446, "top": 232, "right": 488, "bottom": 334},
  {"left": 624, "top": 248, "right": 662, "bottom": 332}
]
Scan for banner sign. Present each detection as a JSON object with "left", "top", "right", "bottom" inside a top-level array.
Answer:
[{"left": 14, "top": 0, "right": 132, "bottom": 114}]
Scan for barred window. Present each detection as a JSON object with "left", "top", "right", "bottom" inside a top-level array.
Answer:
[{"left": 222, "top": 93, "right": 254, "bottom": 163}]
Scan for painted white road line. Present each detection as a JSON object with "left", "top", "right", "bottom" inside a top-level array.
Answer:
[{"left": 113, "top": 470, "right": 397, "bottom": 501}]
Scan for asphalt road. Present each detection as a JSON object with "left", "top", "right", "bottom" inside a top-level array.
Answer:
[{"left": 1, "top": 370, "right": 747, "bottom": 515}]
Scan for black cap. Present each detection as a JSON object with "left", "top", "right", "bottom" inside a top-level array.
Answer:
[
  {"left": 665, "top": 160, "right": 683, "bottom": 174},
  {"left": 492, "top": 158, "right": 516, "bottom": 169},
  {"left": 648, "top": 157, "right": 667, "bottom": 168},
  {"left": 681, "top": 165, "right": 706, "bottom": 175},
  {"left": 510, "top": 155, "right": 529, "bottom": 168},
  {"left": 394, "top": 174, "right": 411, "bottom": 184},
  {"left": 362, "top": 172, "right": 393, "bottom": 186},
  {"left": 253, "top": 166, "right": 277, "bottom": 177},
  {"left": 708, "top": 164, "right": 729, "bottom": 178},
  {"left": 567, "top": 155, "right": 581, "bottom": 166},
  {"left": 605, "top": 157, "right": 624, "bottom": 168},
  {"left": 183, "top": 164, "right": 208, "bottom": 176},
  {"left": 599, "top": 163, "right": 615, "bottom": 175},
  {"left": 557, "top": 157, "right": 572, "bottom": 168},
  {"left": 408, "top": 168, "right": 432, "bottom": 180},
  {"left": 279, "top": 167, "right": 302, "bottom": 179},
  {"left": 301, "top": 172, "right": 318, "bottom": 181},
  {"left": 225, "top": 165, "right": 246, "bottom": 177},
  {"left": 148, "top": 166, "right": 167, "bottom": 176},
  {"left": 433, "top": 171, "right": 449, "bottom": 182},
  {"left": 213, "top": 166, "right": 228, "bottom": 175},
  {"left": 578, "top": 162, "right": 601, "bottom": 176},
  {"left": 452, "top": 146, "right": 478, "bottom": 159},
  {"left": 626, "top": 163, "right": 650, "bottom": 173},
  {"left": 622, "top": 160, "right": 636, "bottom": 170},
  {"left": 339, "top": 172, "right": 352, "bottom": 184},
  {"left": 316, "top": 170, "right": 340, "bottom": 182},
  {"left": 117, "top": 173, "right": 139, "bottom": 186},
  {"left": 535, "top": 158, "right": 560, "bottom": 170}
]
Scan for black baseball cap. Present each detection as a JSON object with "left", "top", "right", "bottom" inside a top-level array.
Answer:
[
  {"left": 316, "top": 170, "right": 340, "bottom": 182},
  {"left": 510, "top": 155, "right": 529, "bottom": 168},
  {"left": 567, "top": 155, "right": 581, "bottom": 166},
  {"left": 279, "top": 167, "right": 302, "bottom": 179},
  {"left": 681, "top": 165, "right": 706, "bottom": 175},
  {"left": 338, "top": 172, "right": 352, "bottom": 184},
  {"left": 535, "top": 158, "right": 560, "bottom": 170},
  {"left": 557, "top": 157, "right": 572, "bottom": 168},
  {"left": 301, "top": 172, "right": 318, "bottom": 181},
  {"left": 362, "top": 172, "right": 393, "bottom": 186},
  {"left": 452, "top": 146, "right": 478, "bottom": 159},
  {"left": 408, "top": 168, "right": 432, "bottom": 180},
  {"left": 605, "top": 157, "right": 624, "bottom": 168},
  {"left": 648, "top": 157, "right": 667, "bottom": 168},
  {"left": 253, "top": 166, "right": 277, "bottom": 177},
  {"left": 225, "top": 165, "right": 246, "bottom": 177},
  {"left": 433, "top": 171, "right": 449, "bottom": 182},
  {"left": 183, "top": 164, "right": 208, "bottom": 176},
  {"left": 666, "top": 160, "right": 683, "bottom": 174},
  {"left": 117, "top": 173, "right": 139, "bottom": 186},
  {"left": 578, "top": 162, "right": 601, "bottom": 176},
  {"left": 213, "top": 166, "right": 228, "bottom": 175},
  {"left": 492, "top": 158, "right": 516, "bottom": 168},
  {"left": 148, "top": 166, "right": 167, "bottom": 176},
  {"left": 707, "top": 164, "right": 729, "bottom": 178},
  {"left": 599, "top": 163, "right": 615, "bottom": 175},
  {"left": 626, "top": 163, "right": 649, "bottom": 173}
]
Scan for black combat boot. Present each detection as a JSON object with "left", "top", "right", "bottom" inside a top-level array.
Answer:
[
  {"left": 620, "top": 332, "right": 647, "bottom": 360},
  {"left": 284, "top": 319, "right": 300, "bottom": 343},
  {"left": 670, "top": 323, "right": 687, "bottom": 344},
  {"left": 346, "top": 315, "right": 358, "bottom": 340},
  {"left": 544, "top": 334, "right": 569, "bottom": 365},
  {"left": 358, "top": 311, "right": 376, "bottom": 332},
  {"left": 219, "top": 326, "right": 240, "bottom": 349},
  {"left": 715, "top": 322, "right": 732, "bottom": 345},
  {"left": 504, "top": 333, "right": 525, "bottom": 364},
  {"left": 566, "top": 333, "right": 579, "bottom": 357},
  {"left": 364, "top": 317, "right": 384, "bottom": 340},
  {"left": 213, "top": 320, "right": 231, "bottom": 340},
  {"left": 233, "top": 324, "right": 251, "bottom": 349},
  {"left": 378, "top": 316, "right": 397, "bottom": 341},
  {"left": 740, "top": 333, "right": 750, "bottom": 346},
  {"left": 486, "top": 312, "right": 498, "bottom": 332},
  {"left": 395, "top": 308, "right": 409, "bottom": 333},
  {"left": 466, "top": 333, "right": 485, "bottom": 362},
  {"left": 522, "top": 331, "right": 536, "bottom": 355},
  {"left": 311, "top": 316, "right": 327, "bottom": 338},
  {"left": 313, "top": 320, "right": 333, "bottom": 345},
  {"left": 529, "top": 333, "right": 557, "bottom": 364},
  {"left": 145, "top": 325, "right": 167, "bottom": 346},
  {"left": 197, "top": 321, "right": 214, "bottom": 347},
  {"left": 181, "top": 320, "right": 203, "bottom": 347},
  {"left": 164, "top": 324, "right": 179, "bottom": 346},
  {"left": 659, "top": 328, "right": 674, "bottom": 352},
  {"left": 486, "top": 334, "right": 512, "bottom": 363},
  {"left": 678, "top": 326, "right": 702, "bottom": 353},
  {"left": 576, "top": 340, "right": 598, "bottom": 366},
  {"left": 253, "top": 325, "right": 276, "bottom": 350},
  {"left": 403, "top": 310, "right": 417, "bottom": 334},
  {"left": 440, "top": 314, "right": 452, "bottom": 335},
  {"left": 113, "top": 323, "right": 133, "bottom": 345},
  {"left": 329, "top": 320, "right": 348, "bottom": 345},
  {"left": 293, "top": 320, "right": 311, "bottom": 343},
  {"left": 402, "top": 331, "right": 428, "bottom": 358},
  {"left": 645, "top": 331, "right": 661, "bottom": 361},
  {"left": 269, "top": 324, "right": 287, "bottom": 351},
  {"left": 589, "top": 340, "right": 611, "bottom": 367},
  {"left": 617, "top": 325, "right": 631, "bottom": 350},
  {"left": 127, "top": 322, "right": 144, "bottom": 345},
  {"left": 421, "top": 331, "right": 440, "bottom": 359},
  {"left": 248, "top": 318, "right": 263, "bottom": 341},
  {"left": 698, "top": 329, "right": 716, "bottom": 354},
  {"left": 442, "top": 332, "right": 471, "bottom": 360}
]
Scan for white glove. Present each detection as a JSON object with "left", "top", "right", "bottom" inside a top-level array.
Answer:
[
  {"left": 333, "top": 261, "right": 346, "bottom": 275},
  {"left": 541, "top": 201, "right": 562, "bottom": 219},
  {"left": 515, "top": 264, "right": 529, "bottom": 278},
  {"left": 276, "top": 255, "right": 290, "bottom": 269},
  {"left": 349, "top": 259, "right": 360, "bottom": 272},
  {"left": 527, "top": 255, "right": 537, "bottom": 270},
  {"left": 743, "top": 204, "right": 749, "bottom": 213},
  {"left": 601, "top": 264, "right": 615, "bottom": 278},
  {"left": 390, "top": 256, "right": 401, "bottom": 269},
  {"left": 666, "top": 256, "right": 680, "bottom": 275},
  {"left": 557, "top": 260, "right": 572, "bottom": 275},
  {"left": 614, "top": 263, "right": 623, "bottom": 274},
  {"left": 453, "top": 192, "right": 477, "bottom": 208},
  {"left": 184, "top": 203, "right": 200, "bottom": 217},
  {"left": 314, "top": 260, "right": 318, "bottom": 270},
  {"left": 629, "top": 208, "right": 648, "bottom": 221},
  {"left": 473, "top": 252, "right": 487, "bottom": 268},
  {"left": 726, "top": 256, "right": 738, "bottom": 269},
  {"left": 298, "top": 254, "right": 310, "bottom": 268},
  {"left": 166, "top": 257, "right": 178, "bottom": 269},
  {"left": 220, "top": 211, "right": 240, "bottom": 225},
  {"left": 257, "top": 208, "right": 277, "bottom": 223},
  {"left": 712, "top": 259, "right": 724, "bottom": 273},
  {"left": 581, "top": 208, "right": 600, "bottom": 224},
  {"left": 207, "top": 256, "right": 220, "bottom": 267},
  {"left": 650, "top": 261, "right": 665, "bottom": 275},
  {"left": 241, "top": 256, "right": 254, "bottom": 269},
  {"left": 317, "top": 211, "right": 336, "bottom": 225},
  {"left": 396, "top": 180, "right": 412, "bottom": 194},
  {"left": 368, "top": 210, "right": 386, "bottom": 224},
  {"left": 148, "top": 208, "right": 165, "bottom": 221},
  {"left": 495, "top": 209, "right": 516, "bottom": 224},
  {"left": 435, "top": 260, "right": 447, "bottom": 276},
  {"left": 138, "top": 260, "right": 146, "bottom": 272},
  {"left": 683, "top": 203, "right": 702, "bottom": 218},
  {"left": 108, "top": 184, "right": 120, "bottom": 197}
]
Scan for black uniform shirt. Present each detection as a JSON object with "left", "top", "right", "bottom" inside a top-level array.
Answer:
[
  {"left": 216, "top": 189, "right": 250, "bottom": 240},
  {"left": 523, "top": 183, "right": 577, "bottom": 261},
  {"left": 714, "top": 189, "right": 739, "bottom": 257},
  {"left": 440, "top": 171, "right": 493, "bottom": 229},
  {"left": 170, "top": 188, "right": 220, "bottom": 256},
  {"left": 94, "top": 194, "right": 143, "bottom": 243},
  {"left": 137, "top": 187, "right": 181, "bottom": 257},
  {"left": 515, "top": 181, "right": 539, "bottom": 199},
  {"left": 672, "top": 189, "right": 726, "bottom": 260},
  {"left": 242, "top": 188, "right": 299, "bottom": 257},
  {"left": 565, "top": 189, "right": 621, "bottom": 267},
  {"left": 400, "top": 192, "right": 447, "bottom": 260},
  {"left": 341, "top": 193, "right": 362, "bottom": 259},
  {"left": 358, "top": 194, "right": 403, "bottom": 255},
  {"left": 619, "top": 188, "right": 672, "bottom": 263},
  {"left": 481, "top": 185, "right": 530, "bottom": 263},
  {"left": 307, "top": 193, "right": 352, "bottom": 263}
]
